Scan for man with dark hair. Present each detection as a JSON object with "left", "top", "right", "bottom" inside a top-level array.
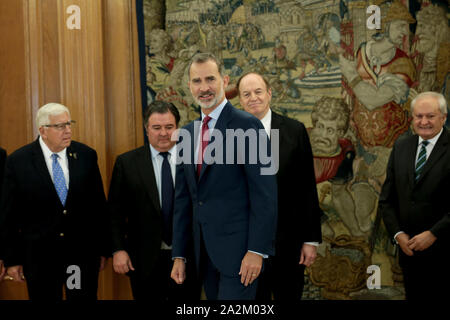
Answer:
[
  {"left": 109, "top": 100, "right": 200, "bottom": 300},
  {"left": 171, "top": 53, "right": 277, "bottom": 300},
  {"left": 237, "top": 71, "right": 322, "bottom": 300},
  {"left": 379, "top": 91, "right": 449, "bottom": 300}
]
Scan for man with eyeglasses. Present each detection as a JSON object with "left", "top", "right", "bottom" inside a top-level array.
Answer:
[{"left": 0, "top": 103, "right": 108, "bottom": 300}]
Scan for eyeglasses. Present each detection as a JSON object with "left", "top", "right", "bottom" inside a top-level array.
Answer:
[{"left": 44, "top": 120, "right": 76, "bottom": 130}]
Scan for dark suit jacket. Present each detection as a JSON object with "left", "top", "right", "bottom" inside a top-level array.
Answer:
[
  {"left": 379, "top": 129, "right": 450, "bottom": 253},
  {"left": 271, "top": 111, "right": 322, "bottom": 257},
  {"left": 172, "top": 102, "right": 278, "bottom": 277},
  {"left": 0, "top": 139, "right": 108, "bottom": 267},
  {"left": 0, "top": 147, "right": 6, "bottom": 259},
  {"left": 0, "top": 147, "right": 6, "bottom": 207},
  {"left": 108, "top": 145, "right": 167, "bottom": 278}
]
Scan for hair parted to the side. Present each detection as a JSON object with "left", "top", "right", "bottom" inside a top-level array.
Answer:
[{"left": 36, "top": 103, "right": 71, "bottom": 129}]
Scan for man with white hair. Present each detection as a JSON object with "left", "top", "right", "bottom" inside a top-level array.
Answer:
[
  {"left": 0, "top": 103, "right": 108, "bottom": 300},
  {"left": 379, "top": 92, "right": 449, "bottom": 300}
]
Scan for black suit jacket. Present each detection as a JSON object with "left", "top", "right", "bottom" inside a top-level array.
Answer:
[
  {"left": 379, "top": 129, "right": 450, "bottom": 251},
  {"left": 271, "top": 111, "right": 322, "bottom": 257},
  {"left": 108, "top": 145, "right": 167, "bottom": 278},
  {"left": 0, "top": 147, "right": 6, "bottom": 259},
  {"left": 0, "top": 139, "right": 108, "bottom": 267},
  {"left": 0, "top": 147, "right": 6, "bottom": 207}
]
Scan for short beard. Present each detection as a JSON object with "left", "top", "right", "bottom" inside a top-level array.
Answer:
[{"left": 194, "top": 86, "right": 225, "bottom": 110}]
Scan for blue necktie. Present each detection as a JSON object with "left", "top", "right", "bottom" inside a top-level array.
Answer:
[
  {"left": 415, "top": 140, "right": 429, "bottom": 181},
  {"left": 160, "top": 152, "right": 173, "bottom": 246},
  {"left": 51, "top": 153, "right": 68, "bottom": 206}
]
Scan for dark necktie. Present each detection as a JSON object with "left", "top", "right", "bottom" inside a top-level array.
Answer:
[
  {"left": 197, "top": 116, "right": 212, "bottom": 178},
  {"left": 415, "top": 140, "right": 429, "bottom": 181},
  {"left": 160, "top": 152, "right": 173, "bottom": 245},
  {"left": 51, "top": 153, "right": 68, "bottom": 206}
]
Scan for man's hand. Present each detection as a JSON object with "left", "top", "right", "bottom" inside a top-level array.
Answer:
[
  {"left": 7, "top": 265, "right": 25, "bottom": 282},
  {"left": 396, "top": 233, "right": 414, "bottom": 256},
  {"left": 239, "top": 252, "right": 263, "bottom": 287},
  {"left": 408, "top": 231, "right": 436, "bottom": 252},
  {"left": 171, "top": 258, "right": 186, "bottom": 284},
  {"left": 113, "top": 250, "right": 134, "bottom": 274},
  {"left": 0, "top": 260, "right": 5, "bottom": 281},
  {"left": 299, "top": 244, "right": 317, "bottom": 267}
]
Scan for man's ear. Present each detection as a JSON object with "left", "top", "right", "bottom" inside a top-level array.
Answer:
[
  {"left": 223, "top": 75, "right": 230, "bottom": 89},
  {"left": 38, "top": 127, "right": 46, "bottom": 139}
]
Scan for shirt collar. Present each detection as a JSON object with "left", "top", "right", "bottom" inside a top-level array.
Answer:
[
  {"left": 201, "top": 98, "right": 228, "bottom": 122},
  {"left": 39, "top": 136, "right": 67, "bottom": 160},
  {"left": 418, "top": 128, "right": 443, "bottom": 147},
  {"left": 260, "top": 108, "right": 272, "bottom": 135},
  {"left": 149, "top": 143, "right": 176, "bottom": 160}
]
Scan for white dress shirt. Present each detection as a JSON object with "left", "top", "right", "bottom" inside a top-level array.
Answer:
[
  {"left": 39, "top": 136, "right": 69, "bottom": 189},
  {"left": 149, "top": 144, "right": 176, "bottom": 249}
]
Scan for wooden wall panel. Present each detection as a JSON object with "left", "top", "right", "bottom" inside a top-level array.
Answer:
[{"left": 0, "top": 0, "right": 142, "bottom": 300}]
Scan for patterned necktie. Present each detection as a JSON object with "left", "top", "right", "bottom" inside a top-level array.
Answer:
[
  {"left": 415, "top": 140, "right": 429, "bottom": 181},
  {"left": 51, "top": 153, "right": 68, "bottom": 206},
  {"left": 160, "top": 152, "right": 173, "bottom": 246},
  {"left": 197, "top": 116, "right": 212, "bottom": 178}
]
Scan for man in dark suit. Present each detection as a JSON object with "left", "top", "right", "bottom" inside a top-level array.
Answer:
[
  {"left": 379, "top": 91, "right": 449, "bottom": 300},
  {"left": 0, "top": 146, "right": 6, "bottom": 281},
  {"left": 237, "top": 72, "right": 322, "bottom": 300},
  {"left": 108, "top": 101, "right": 200, "bottom": 301},
  {"left": 171, "top": 53, "right": 278, "bottom": 300},
  {"left": 0, "top": 103, "right": 108, "bottom": 300}
]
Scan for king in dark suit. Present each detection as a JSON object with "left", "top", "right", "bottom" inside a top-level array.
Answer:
[
  {"left": 170, "top": 53, "right": 278, "bottom": 300},
  {"left": 108, "top": 101, "right": 200, "bottom": 300},
  {"left": 0, "top": 103, "right": 108, "bottom": 300},
  {"left": 237, "top": 72, "right": 322, "bottom": 300},
  {"left": 379, "top": 92, "right": 449, "bottom": 300}
]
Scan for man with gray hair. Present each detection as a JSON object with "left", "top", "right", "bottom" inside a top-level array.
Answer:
[
  {"left": 379, "top": 92, "right": 449, "bottom": 300},
  {"left": 0, "top": 103, "right": 108, "bottom": 300}
]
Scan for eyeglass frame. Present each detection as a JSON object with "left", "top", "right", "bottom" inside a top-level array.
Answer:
[{"left": 43, "top": 120, "right": 76, "bottom": 130}]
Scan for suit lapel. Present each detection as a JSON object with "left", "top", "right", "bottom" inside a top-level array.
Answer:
[
  {"left": 66, "top": 145, "right": 77, "bottom": 206},
  {"left": 416, "top": 129, "right": 449, "bottom": 185},
  {"left": 198, "top": 102, "right": 232, "bottom": 182},
  {"left": 137, "top": 146, "right": 161, "bottom": 212},
  {"left": 32, "top": 139, "right": 62, "bottom": 205},
  {"left": 406, "top": 135, "right": 419, "bottom": 188}
]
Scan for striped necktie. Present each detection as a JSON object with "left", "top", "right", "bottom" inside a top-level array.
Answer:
[{"left": 415, "top": 140, "right": 429, "bottom": 181}]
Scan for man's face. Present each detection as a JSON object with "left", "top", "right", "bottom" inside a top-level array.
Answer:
[
  {"left": 188, "top": 60, "right": 229, "bottom": 110},
  {"left": 412, "top": 97, "right": 446, "bottom": 140},
  {"left": 389, "top": 20, "right": 409, "bottom": 46},
  {"left": 415, "top": 20, "right": 436, "bottom": 53},
  {"left": 146, "top": 112, "right": 177, "bottom": 152},
  {"left": 310, "top": 117, "right": 340, "bottom": 156},
  {"left": 239, "top": 73, "right": 272, "bottom": 120},
  {"left": 39, "top": 112, "right": 72, "bottom": 153}
]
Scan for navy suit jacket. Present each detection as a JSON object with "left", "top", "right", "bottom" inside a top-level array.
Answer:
[{"left": 172, "top": 102, "right": 278, "bottom": 277}]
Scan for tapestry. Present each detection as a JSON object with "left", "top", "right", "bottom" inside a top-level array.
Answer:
[{"left": 142, "top": 0, "right": 450, "bottom": 300}]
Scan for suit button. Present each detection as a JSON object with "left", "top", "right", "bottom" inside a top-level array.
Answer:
[
  {"left": 63, "top": 210, "right": 67, "bottom": 215},
  {"left": 60, "top": 233, "right": 64, "bottom": 237},
  {"left": 199, "top": 201, "right": 203, "bottom": 206}
]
